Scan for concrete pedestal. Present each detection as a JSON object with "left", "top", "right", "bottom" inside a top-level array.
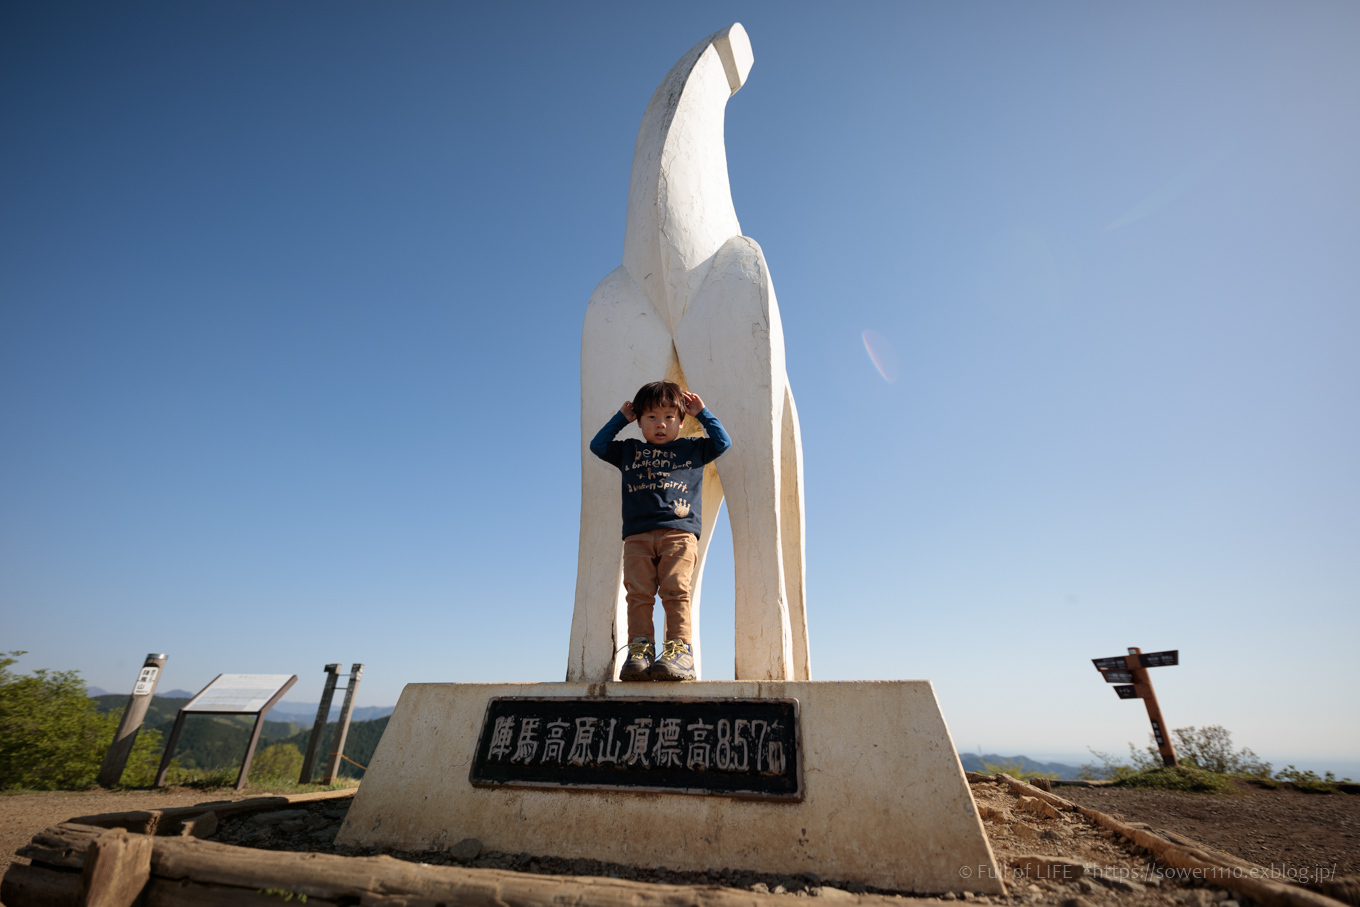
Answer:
[{"left": 337, "top": 680, "right": 1002, "bottom": 894}]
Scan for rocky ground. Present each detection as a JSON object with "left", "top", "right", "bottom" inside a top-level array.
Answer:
[
  {"left": 201, "top": 777, "right": 1356, "bottom": 904},
  {"left": 4, "top": 777, "right": 1357, "bottom": 905},
  {"left": 1057, "top": 779, "right": 1360, "bottom": 878},
  {"left": 0, "top": 787, "right": 268, "bottom": 879}
]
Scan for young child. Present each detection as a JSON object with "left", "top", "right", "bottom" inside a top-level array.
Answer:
[{"left": 590, "top": 380, "right": 731, "bottom": 681}]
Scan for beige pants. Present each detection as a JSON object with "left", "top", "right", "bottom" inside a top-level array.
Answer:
[{"left": 623, "top": 528, "right": 698, "bottom": 643}]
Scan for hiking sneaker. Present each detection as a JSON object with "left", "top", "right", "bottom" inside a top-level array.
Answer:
[
  {"left": 647, "top": 639, "right": 696, "bottom": 681},
  {"left": 618, "top": 637, "right": 655, "bottom": 682}
]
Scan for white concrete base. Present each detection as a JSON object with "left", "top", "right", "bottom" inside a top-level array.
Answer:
[{"left": 338, "top": 681, "right": 1002, "bottom": 894}]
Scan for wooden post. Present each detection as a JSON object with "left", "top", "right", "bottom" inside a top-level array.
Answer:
[
  {"left": 298, "top": 664, "right": 341, "bottom": 784},
  {"left": 1125, "top": 647, "right": 1177, "bottom": 767},
  {"left": 97, "top": 654, "right": 167, "bottom": 788},
  {"left": 234, "top": 676, "right": 297, "bottom": 790},
  {"left": 322, "top": 663, "right": 364, "bottom": 784},
  {"left": 75, "top": 828, "right": 153, "bottom": 907}
]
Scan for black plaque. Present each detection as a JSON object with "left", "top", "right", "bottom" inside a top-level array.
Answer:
[
  {"left": 1139, "top": 650, "right": 1179, "bottom": 668},
  {"left": 1114, "top": 684, "right": 1139, "bottom": 699},
  {"left": 1092, "top": 656, "right": 1130, "bottom": 671},
  {"left": 469, "top": 697, "right": 802, "bottom": 800},
  {"left": 1100, "top": 669, "right": 1135, "bottom": 684}
]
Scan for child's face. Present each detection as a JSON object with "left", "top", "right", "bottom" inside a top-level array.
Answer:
[{"left": 638, "top": 405, "right": 684, "bottom": 445}]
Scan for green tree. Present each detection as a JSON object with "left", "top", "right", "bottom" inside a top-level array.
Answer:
[{"left": 0, "top": 651, "right": 163, "bottom": 790}]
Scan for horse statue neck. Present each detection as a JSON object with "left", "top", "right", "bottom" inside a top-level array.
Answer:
[{"left": 622, "top": 24, "right": 754, "bottom": 334}]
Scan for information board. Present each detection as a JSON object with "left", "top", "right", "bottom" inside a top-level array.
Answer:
[
  {"left": 1100, "top": 669, "right": 1135, "bottom": 684},
  {"left": 132, "top": 666, "right": 161, "bottom": 697},
  {"left": 182, "top": 674, "right": 296, "bottom": 713},
  {"left": 154, "top": 671, "right": 297, "bottom": 791},
  {"left": 470, "top": 697, "right": 803, "bottom": 800},
  {"left": 1114, "top": 684, "right": 1139, "bottom": 699}
]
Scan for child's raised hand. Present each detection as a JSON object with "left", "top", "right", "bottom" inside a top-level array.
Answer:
[
  {"left": 620, "top": 401, "right": 636, "bottom": 422},
  {"left": 682, "top": 392, "right": 705, "bottom": 416}
]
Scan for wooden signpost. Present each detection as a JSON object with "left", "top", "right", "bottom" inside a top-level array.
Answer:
[
  {"left": 299, "top": 663, "right": 365, "bottom": 785},
  {"left": 97, "top": 653, "right": 167, "bottom": 787},
  {"left": 153, "top": 673, "right": 297, "bottom": 790},
  {"left": 1091, "top": 646, "right": 1179, "bottom": 766}
]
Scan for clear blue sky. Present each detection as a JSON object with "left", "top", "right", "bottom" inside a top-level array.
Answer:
[{"left": 3, "top": 2, "right": 1356, "bottom": 772}]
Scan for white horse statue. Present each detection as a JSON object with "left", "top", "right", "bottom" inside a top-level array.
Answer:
[{"left": 568, "top": 24, "right": 810, "bottom": 683}]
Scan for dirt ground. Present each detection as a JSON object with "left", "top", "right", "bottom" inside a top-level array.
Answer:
[
  {"left": 0, "top": 788, "right": 266, "bottom": 879},
  {"left": 1057, "top": 779, "right": 1360, "bottom": 878},
  {"left": 4, "top": 778, "right": 1358, "bottom": 904}
]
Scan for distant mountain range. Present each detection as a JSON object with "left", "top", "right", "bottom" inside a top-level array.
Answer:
[
  {"left": 86, "top": 687, "right": 394, "bottom": 724},
  {"left": 958, "top": 752, "right": 1083, "bottom": 780},
  {"left": 265, "top": 701, "right": 396, "bottom": 723}
]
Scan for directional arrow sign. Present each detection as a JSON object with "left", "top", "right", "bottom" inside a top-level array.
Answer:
[
  {"left": 1114, "top": 685, "right": 1139, "bottom": 699},
  {"left": 1139, "top": 650, "right": 1179, "bottom": 668},
  {"left": 1101, "top": 670, "right": 1135, "bottom": 684},
  {"left": 1092, "top": 656, "right": 1130, "bottom": 671}
]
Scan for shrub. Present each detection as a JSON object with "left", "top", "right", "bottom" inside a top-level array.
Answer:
[
  {"left": 1083, "top": 725, "right": 1354, "bottom": 792},
  {"left": 0, "top": 651, "right": 165, "bottom": 790},
  {"left": 1078, "top": 746, "right": 1153, "bottom": 781},
  {"left": 1081, "top": 725, "right": 1271, "bottom": 782},
  {"left": 249, "top": 743, "right": 304, "bottom": 783},
  {"left": 1169, "top": 726, "right": 1272, "bottom": 776},
  {"left": 1111, "top": 764, "right": 1237, "bottom": 793},
  {"left": 1273, "top": 765, "right": 1346, "bottom": 793}
]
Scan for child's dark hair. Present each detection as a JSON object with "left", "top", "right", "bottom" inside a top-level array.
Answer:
[{"left": 633, "top": 380, "right": 687, "bottom": 418}]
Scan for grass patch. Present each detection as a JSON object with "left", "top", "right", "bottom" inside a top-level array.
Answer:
[{"left": 1111, "top": 765, "right": 1237, "bottom": 794}]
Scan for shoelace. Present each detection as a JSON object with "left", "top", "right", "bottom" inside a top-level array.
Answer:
[
  {"left": 624, "top": 641, "right": 654, "bottom": 659},
  {"left": 657, "top": 640, "right": 688, "bottom": 661}
]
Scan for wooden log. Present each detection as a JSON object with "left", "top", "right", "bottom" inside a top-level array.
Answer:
[
  {"left": 66, "top": 788, "right": 355, "bottom": 835},
  {"left": 76, "top": 828, "right": 153, "bottom": 907},
  {"left": 15, "top": 823, "right": 108, "bottom": 870},
  {"left": 0, "top": 862, "right": 82, "bottom": 907},
  {"left": 993, "top": 772, "right": 1080, "bottom": 812},
  {"left": 148, "top": 837, "right": 913, "bottom": 906},
  {"left": 8, "top": 821, "right": 935, "bottom": 907},
  {"left": 175, "top": 810, "right": 218, "bottom": 839}
]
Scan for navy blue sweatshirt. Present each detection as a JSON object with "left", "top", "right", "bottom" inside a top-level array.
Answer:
[{"left": 590, "top": 408, "right": 732, "bottom": 539}]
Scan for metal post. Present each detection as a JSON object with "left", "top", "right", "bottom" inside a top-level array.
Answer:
[
  {"left": 1126, "top": 647, "right": 1177, "bottom": 767},
  {"left": 322, "top": 663, "right": 364, "bottom": 784},
  {"left": 98, "top": 654, "right": 167, "bottom": 787},
  {"left": 299, "top": 664, "right": 342, "bottom": 784},
  {"left": 152, "top": 711, "right": 187, "bottom": 788},
  {"left": 234, "top": 675, "right": 297, "bottom": 790}
]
